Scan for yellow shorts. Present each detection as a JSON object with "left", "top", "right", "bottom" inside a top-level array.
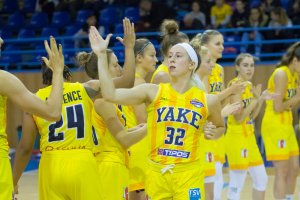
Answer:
[
  {"left": 128, "top": 137, "right": 148, "bottom": 191},
  {"left": 95, "top": 154, "right": 129, "bottom": 200},
  {"left": 0, "top": 151, "right": 13, "bottom": 200},
  {"left": 214, "top": 135, "right": 225, "bottom": 163},
  {"left": 39, "top": 150, "right": 103, "bottom": 200},
  {"left": 262, "top": 123, "right": 299, "bottom": 161},
  {"left": 202, "top": 140, "right": 216, "bottom": 177},
  {"left": 248, "top": 134, "right": 263, "bottom": 167},
  {"left": 145, "top": 161, "right": 205, "bottom": 200},
  {"left": 225, "top": 132, "right": 263, "bottom": 170}
]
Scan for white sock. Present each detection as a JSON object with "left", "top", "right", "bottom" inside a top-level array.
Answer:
[{"left": 286, "top": 194, "right": 294, "bottom": 200}]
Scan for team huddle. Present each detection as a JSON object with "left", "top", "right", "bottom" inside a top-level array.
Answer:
[{"left": 0, "top": 17, "right": 299, "bottom": 200}]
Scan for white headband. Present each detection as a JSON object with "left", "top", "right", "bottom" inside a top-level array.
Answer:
[{"left": 173, "top": 43, "right": 198, "bottom": 71}]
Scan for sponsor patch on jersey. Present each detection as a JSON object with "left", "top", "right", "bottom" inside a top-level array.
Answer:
[
  {"left": 189, "top": 188, "right": 201, "bottom": 200},
  {"left": 278, "top": 139, "right": 286, "bottom": 149},
  {"left": 190, "top": 99, "right": 204, "bottom": 108},
  {"left": 206, "top": 152, "right": 214, "bottom": 162},
  {"left": 123, "top": 187, "right": 129, "bottom": 200},
  {"left": 157, "top": 148, "right": 190, "bottom": 158},
  {"left": 241, "top": 148, "right": 248, "bottom": 158}
]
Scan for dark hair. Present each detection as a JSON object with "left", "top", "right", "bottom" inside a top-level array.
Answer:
[
  {"left": 76, "top": 49, "right": 113, "bottom": 79},
  {"left": 134, "top": 38, "right": 152, "bottom": 57},
  {"left": 277, "top": 42, "right": 300, "bottom": 67},
  {"left": 41, "top": 60, "right": 72, "bottom": 85},
  {"left": 270, "top": 7, "right": 289, "bottom": 25},
  {"left": 82, "top": 14, "right": 98, "bottom": 32},
  {"left": 160, "top": 19, "right": 189, "bottom": 57}
]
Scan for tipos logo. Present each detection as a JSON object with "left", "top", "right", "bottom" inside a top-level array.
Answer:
[{"left": 158, "top": 148, "right": 190, "bottom": 158}]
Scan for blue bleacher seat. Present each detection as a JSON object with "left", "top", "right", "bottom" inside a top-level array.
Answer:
[
  {"left": 150, "top": 39, "right": 159, "bottom": 46},
  {"left": 64, "top": 25, "right": 80, "bottom": 36},
  {"left": 51, "top": 11, "right": 71, "bottom": 28},
  {"left": 223, "top": 35, "right": 240, "bottom": 54},
  {"left": 280, "top": 0, "right": 289, "bottom": 10},
  {"left": 124, "top": 7, "right": 140, "bottom": 23},
  {"left": 114, "top": 23, "right": 123, "bottom": 34},
  {"left": 1, "top": 0, "right": 19, "bottom": 13},
  {"left": 114, "top": 49, "right": 124, "bottom": 61},
  {"left": 0, "top": 17, "right": 4, "bottom": 27},
  {"left": 29, "top": 12, "right": 49, "bottom": 30},
  {"left": 64, "top": 51, "right": 75, "bottom": 63},
  {"left": 7, "top": 12, "right": 25, "bottom": 31},
  {"left": 99, "top": 8, "right": 117, "bottom": 26},
  {"left": 250, "top": 0, "right": 261, "bottom": 8},
  {"left": 18, "top": 29, "right": 35, "bottom": 38},
  {"left": 1, "top": 45, "right": 22, "bottom": 64},
  {"left": 62, "top": 25, "right": 80, "bottom": 48},
  {"left": 0, "top": 29, "right": 12, "bottom": 39},
  {"left": 176, "top": 10, "right": 188, "bottom": 21},
  {"left": 23, "top": 0, "right": 37, "bottom": 13},
  {"left": 41, "top": 27, "right": 59, "bottom": 37},
  {"left": 76, "top": 10, "right": 93, "bottom": 26},
  {"left": 31, "top": 45, "right": 47, "bottom": 63}
]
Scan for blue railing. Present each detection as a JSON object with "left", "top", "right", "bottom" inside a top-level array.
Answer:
[{"left": 1, "top": 25, "right": 300, "bottom": 71}]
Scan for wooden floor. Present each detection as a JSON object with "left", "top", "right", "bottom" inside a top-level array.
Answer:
[{"left": 17, "top": 170, "right": 300, "bottom": 200}]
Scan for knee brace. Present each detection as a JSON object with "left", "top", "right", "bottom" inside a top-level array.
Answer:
[
  {"left": 249, "top": 165, "right": 268, "bottom": 191},
  {"left": 227, "top": 170, "right": 247, "bottom": 200}
]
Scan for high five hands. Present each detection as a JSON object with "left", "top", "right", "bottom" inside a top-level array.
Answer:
[{"left": 89, "top": 17, "right": 135, "bottom": 57}]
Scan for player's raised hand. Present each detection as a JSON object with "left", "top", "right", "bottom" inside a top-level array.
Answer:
[
  {"left": 42, "top": 36, "right": 64, "bottom": 73},
  {"left": 116, "top": 17, "right": 136, "bottom": 49},
  {"left": 252, "top": 84, "right": 262, "bottom": 99},
  {"left": 89, "top": 26, "right": 112, "bottom": 57}
]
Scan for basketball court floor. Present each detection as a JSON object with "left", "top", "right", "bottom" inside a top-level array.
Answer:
[{"left": 17, "top": 169, "right": 300, "bottom": 200}]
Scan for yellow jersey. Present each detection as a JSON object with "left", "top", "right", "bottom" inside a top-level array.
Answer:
[
  {"left": 147, "top": 83, "right": 208, "bottom": 165},
  {"left": 0, "top": 95, "right": 8, "bottom": 152},
  {"left": 33, "top": 82, "right": 94, "bottom": 152},
  {"left": 150, "top": 64, "right": 169, "bottom": 83},
  {"left": 208, "top": 63, "right": 225, "bottom": 163},
  {"left": 227, "top": 78, "right": 254, "bottom": 136},
  {"left": 121, "top": 105, "right": 138, "bottom": 128},
  {"left": 92, "top": 104, "right": 129, "bottom": 165},
  {"left": 211, "top": 3, "right": 232, "bottom": 26},
  {"left": 264, "top": 66, "right": 298, "bottom": 125},
  {"left": 208, "top": 63, "right": 224, "bottom": 94}
]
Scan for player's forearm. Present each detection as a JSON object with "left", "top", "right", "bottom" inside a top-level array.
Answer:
[
  {"left": 217, "top": 87, "right": 233, "bottom": 102},
  {"left": 46, "top": 71, "right": 64, "bottom": 120},
  {"left": 119, "top": 47, "right": 135, "bottom": 88},
  {"left": 235, "top": 99, "right": 258, "bottom": 123},
  {"left": 116, "top": 128, "right": 146, "bottom": 149},
  {"left": 252, "top": 98, "right": 264, "bottom": 119},
  {"left": 283, "top": 96, "right": 300, "bottom": 110},
  {"left": 97, "top": 53, "right": 116, "bottom": 101},
  {"left": 13, "top": 147, "right": 33, "bottom": 187}
]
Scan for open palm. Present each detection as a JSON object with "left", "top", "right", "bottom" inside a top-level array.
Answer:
[{"left": 89, "top": 26, "right": 112, "bottom": 56}]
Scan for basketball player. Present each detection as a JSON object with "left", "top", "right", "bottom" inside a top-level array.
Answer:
[
  {"left": 91, "top": 24, "right": 225, "bottom": 199},
  {"left": 0, "top": 36, "right": 64, "bottom": 200},
  {"left": 261, "top": 42, "right": 300, "bottom": 200}
]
